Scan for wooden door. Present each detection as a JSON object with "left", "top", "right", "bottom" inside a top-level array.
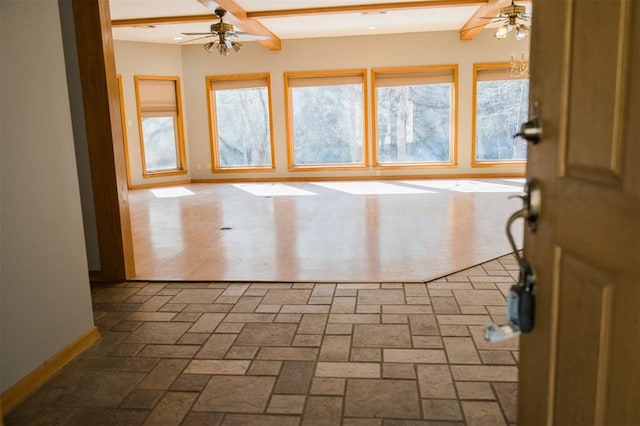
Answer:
[{"left": 519, "top": 0, "right": 639, "bottom": 425}]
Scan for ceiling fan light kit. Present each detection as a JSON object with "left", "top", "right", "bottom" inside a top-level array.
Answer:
[
  {"left": 493, "top": 2, "right": 531, "bottom": 40},
  {"left": 203, "top": 39, "right": 242, "bottom": 55}
]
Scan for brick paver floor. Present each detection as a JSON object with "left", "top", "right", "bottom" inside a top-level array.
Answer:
[{"left": 5, "top": 254, "right": 520, "bottom": 425}]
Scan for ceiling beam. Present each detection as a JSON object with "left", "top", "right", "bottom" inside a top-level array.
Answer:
[
  {"left": 198, "top": 0, "right": 281, "bottom": 50},
  {"left": 246, "top": 0, "right": 486, "bottom": 19},
  {"left": 111, "top": 14, "right": 217, "bottom": 27},
  {"left": 459, "top": 0, "right": 511, "bottom": 40}
]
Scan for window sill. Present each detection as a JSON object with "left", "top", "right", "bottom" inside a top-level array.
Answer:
[
  {"left": 472, "top": 161, "right": 527, "bottom": 168},
  {"left": 142, "top": 169, "right": 188, "bottom": 178},
  {"left": 211, "top": 166, "right": 275, "bottom": 174},
  {"left": 373, "top": 162, "right": 457, "bottom": 170}
]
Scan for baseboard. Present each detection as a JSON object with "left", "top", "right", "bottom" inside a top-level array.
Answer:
[{"left": 0, "top": 326, "right": 100, "bottom": 414}]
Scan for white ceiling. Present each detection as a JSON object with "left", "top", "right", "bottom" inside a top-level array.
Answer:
[{"left": 109, "top": 0, "right": 530, "bottom": 45}]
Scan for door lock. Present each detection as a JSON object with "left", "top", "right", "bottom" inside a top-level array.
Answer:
[{"left": 484, "top": 179, "right": 541, "bottom": 342}]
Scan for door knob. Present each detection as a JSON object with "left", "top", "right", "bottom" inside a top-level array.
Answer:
[{"left": 514, "top": 101, "right": 542, "bottom": 144}]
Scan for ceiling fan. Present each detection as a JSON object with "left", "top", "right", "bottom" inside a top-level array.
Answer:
[
  {"left": 181, "top": 8, "right": 270, "bottom": 55},
  {"left": 491, "top": 1, "right": 531, "bottom": 40},
  {"left": 470, "top": 0, "right": 531, "bottom": 40}
]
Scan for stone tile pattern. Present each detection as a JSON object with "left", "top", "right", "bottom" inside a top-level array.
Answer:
[{"left": 5, "top": 255, "right": 519, "bottom": 426}]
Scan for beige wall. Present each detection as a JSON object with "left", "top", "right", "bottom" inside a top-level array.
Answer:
[
  {"left": 116, "top": 29, "right": 530, "bottom": 186},
  {"left": 0, "top": 0, "right": 95, "bottom": 392}
]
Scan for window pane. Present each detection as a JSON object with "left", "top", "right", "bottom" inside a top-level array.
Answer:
[
  {"left": 376, "top": 84, "right": 452, "bottom": 163},
  {"left": 476, "top": 79, "right": 529, "bottom": 161},
  {"left": 291, "top": 84, "right": 364, "bottom": 166},
  {"left": 141, "top": 116, "right": 179, "bottom": 171},
  {"left": 214, "top": 87, "right": 272, "bottom": 167}
]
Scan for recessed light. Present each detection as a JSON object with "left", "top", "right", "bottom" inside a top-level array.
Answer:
[
  {"left": 367, "top": 26, "right": 376, "bottom": 30},
  {"left": 173, "top": 36, "right": 183, "bottom": 41}
]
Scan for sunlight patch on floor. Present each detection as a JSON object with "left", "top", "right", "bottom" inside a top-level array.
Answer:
[
  {"left": 404, "top": 179, "right": 523, "bottom": 193},
  {"left": 233, "top": 183, "right": 318, "bottom": 197},
  {"left": 312, "top": 181, "right": 435, "bottom": 195},
  {"left": 150, "top": 187, "right": 195, "bottom": 198}
]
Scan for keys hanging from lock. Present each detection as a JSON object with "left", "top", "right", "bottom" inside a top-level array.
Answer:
[
  {"left": 484, "top": 291, "right": 522, "bottom": 342},
  {"left": 484, "top": 261, "right": 536, "bottom": 342}
]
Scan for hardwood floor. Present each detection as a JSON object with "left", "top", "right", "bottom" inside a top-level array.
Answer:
[{"left": 129, "top": 179, "right": 525, "bottom": 282}]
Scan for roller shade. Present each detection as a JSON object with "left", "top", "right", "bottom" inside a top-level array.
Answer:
[
  {"left": 209, "top": 77, "right": 268, "bottom": 91},
  {"left": 138, "top": 79, "right": 178, "bottom": 115},
  {"left": 287, "top": 73, "right": 364, "bottom": 88},
  {"left": 375, "top": 68, "right": 455, "bottom": 87}
]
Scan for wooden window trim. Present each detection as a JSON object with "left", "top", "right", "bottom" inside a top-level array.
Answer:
[
  {"left": 116, "top": 75, "right": 133, "bottom": 188},
  {"left": 206, "top": 73, "right": 276, "bottom": 173},
  {"left": 284, "top": 69, "right": 369, "bottom": 171},
  {"left": 371, "top": 65, "right": 459, "bottom": 169},
  {"left": 134, "top": 75, "right": 188, "bottom": 178},
  {"left": 471, "top": 62, "right": 528, "bottom": 168}
]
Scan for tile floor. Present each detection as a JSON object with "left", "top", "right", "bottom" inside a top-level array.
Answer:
[{"left": 5, "top": 255, "right": 520, "bottom": 425}]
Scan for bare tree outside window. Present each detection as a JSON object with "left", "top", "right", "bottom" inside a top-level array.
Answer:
[
  {"left": 214, "top": 87, "right": 272, "bottom": 167},
  {"left": 475, "top": 78, "right": 529, "bottom": 161},
  {"left": 372, "top": 66, "right": 456, "bottom": 166},
  {"left": 376, "top": 84, "right": 452, "bottom": 163},
  {"left": 290, "top": 82, "right": 365, "bottom": 166}
]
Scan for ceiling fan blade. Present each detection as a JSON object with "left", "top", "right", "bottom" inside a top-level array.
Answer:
[
  {"left": 181, "top": 32, "right": 216, "bottom": 36},
  {"left": 179, "top": 35, "right": 215, "bottom": 44},
  {"left": 234, "top": 32, "right": 272, "bottom": 40}
]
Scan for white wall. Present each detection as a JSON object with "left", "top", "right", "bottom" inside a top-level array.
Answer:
[
  {"left": 116, "top": 30, "right": 529, "bottom": 185},
  {"left": 0, "top": 0, "right": 95, "bottom": 392},
  {"left": 114, "top": 41, "right": 191, "bottom": 187}
]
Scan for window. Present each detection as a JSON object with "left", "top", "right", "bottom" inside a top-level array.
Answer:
[
  {"left": 285, "top": 70, "right": 367, "bottom": 170},
  {"left": 473, "top": 64, "right": 529, "bottom": 165},
  {"left": 207, "top": 74, "right": 274, "bottom": 171},
  {"left": 372, "top": 66, "right": 457, "bottom": 167},
  {"left": 134, "top": 76, "right": 187, "bottom": 177}
]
